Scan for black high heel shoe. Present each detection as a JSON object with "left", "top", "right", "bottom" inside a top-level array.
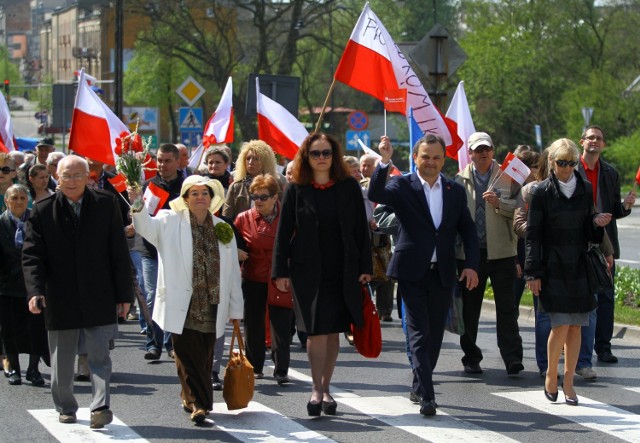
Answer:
[
  {"left": 307, "top": 401, "right": 322, "bottom": 417},
  {"left": 544, "top": 388, "right": 558, "bottom": 402},
  {"left": 322, "top": 399, "right": 337, "bottom": 415},
  {"left": 561, "top": 383, "right": 579, "bottom": 406}
]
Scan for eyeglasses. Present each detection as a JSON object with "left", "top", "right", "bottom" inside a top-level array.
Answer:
[
  {"left": 555, "top": 159, "right": 578, "bottom": 167},
  {"left": 59, "top": 174, "right": 87, "bottom": 181},
  {"left": 0, "top": 166, "right": 15, "bottom": 174},
  {"left": 472, "top": 145, "right": 493, "bottom": 153},
  {"left": 584, "top": 135, "right": 603, "bottom": 142},
  {"left": 250, "top": 193, "right": 275, "bottom": 201},
  {"left": 309, "top": 149, "right": 333, "bottom": 159}
]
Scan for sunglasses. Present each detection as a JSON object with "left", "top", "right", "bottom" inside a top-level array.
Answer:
[
  {"left": 473, "top": 145, "right": 493, "bottom": 153},
  {"left": 309, "top": 149, "right": 333, "bottom": 159},
  {"left": 250, "top": 193, "right": 275, "bottom": 201},
  {"left": 556, "top": 159, "right": 578, "bottom": 167},
  {"left": 0, "top": 166, "right": 15, "bottom": 174}
]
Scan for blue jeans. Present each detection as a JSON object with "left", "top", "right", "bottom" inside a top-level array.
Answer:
[
  {"left": 129, "top": 251, "right": 146, "bottom": 331},
  {"left": 141, "top": 255, "right": 172, "bottom": 353},
  {"left": 534, "top": 296, "right": 551, "bottom": 374},
  {"left": 578, "top": 304, "right": 598, "bottom": 370}
]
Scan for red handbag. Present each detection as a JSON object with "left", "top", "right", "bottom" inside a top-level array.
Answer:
[
  {"left": 267, "top": 279, "right": 293, "bottom": 309},
  {"left": 351, "top": 283, "right": 382, "bottom": 358}
]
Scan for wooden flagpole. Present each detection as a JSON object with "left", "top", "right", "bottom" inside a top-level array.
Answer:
[{"left": 315, "top": 77, "right": 338, "bottom": 134}]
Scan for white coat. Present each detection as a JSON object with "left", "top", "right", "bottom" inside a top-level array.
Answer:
[{"left": 132, "top": 208, "right": 243, "bottom": 337}]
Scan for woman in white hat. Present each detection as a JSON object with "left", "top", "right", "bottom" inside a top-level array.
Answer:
[{"left": 129, "top": 175, "right": 243, "bottom": 424}]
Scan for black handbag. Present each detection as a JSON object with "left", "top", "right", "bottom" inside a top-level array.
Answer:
[{"left": 585, "top": 244, "right": 613, "bottom": 293}]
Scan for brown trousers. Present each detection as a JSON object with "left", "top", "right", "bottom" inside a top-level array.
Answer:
[{"left": 172, "top": 327, "right": 216, "bottom": 411}]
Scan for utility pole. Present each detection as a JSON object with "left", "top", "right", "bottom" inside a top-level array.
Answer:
[{"left": 114, "top": 0, "right": 123, "bottom": 118}]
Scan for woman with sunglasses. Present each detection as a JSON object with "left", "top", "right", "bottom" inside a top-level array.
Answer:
[
  {"left": 222, "top": 140, "right": 287, "bottom": 222},
  {"left": 234, "top": 174, "right": 293, "bottom": 383},
  {"left": 525, "top": 138, "right": 611, "bottom": 406},
  {"left": 273, "top": 133, "right": 372, "bottom": 417}
]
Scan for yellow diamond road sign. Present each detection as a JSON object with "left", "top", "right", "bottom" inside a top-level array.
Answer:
[{"left": 177, "top": 76, "right": 205, "bottom": 107}]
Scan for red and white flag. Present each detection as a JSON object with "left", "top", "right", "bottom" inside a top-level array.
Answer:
[
  {"left": 143, "top": 182, "right": 169, "bottom": 216},
  {"left": 69, "top": 69, "right": 129, "bottom": 165},
  {"left": 256, "top": 78, "right": 308, "bottom": 160},
  {"left": 335, "top": 3, "right": 462, "bottom": 156},
  {"left": 446, "top": 81, "right": 476, "bottom": 171},
  {"left": 0, "top": 92, "right": 16, "bottom": 152},
  {"left": 203, "top": 77, "right": 234, "bottom": 147},
  {"left": 501, "top": 152, "right": 530, "bottom": 185},
  {"left": 107, "top": 172, "right": 127, "bottom": 193}
]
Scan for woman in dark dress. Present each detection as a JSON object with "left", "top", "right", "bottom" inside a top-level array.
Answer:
[{"left": 272, "top": 133, "right": 372, "bottom": 416}]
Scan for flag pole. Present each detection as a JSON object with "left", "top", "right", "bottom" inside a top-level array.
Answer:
[
  {"left": 384, "top": 109, "right": 387, "bottom": 135},
  {"left": 315, "top": 77, "right": 337, "bottom": 133}
]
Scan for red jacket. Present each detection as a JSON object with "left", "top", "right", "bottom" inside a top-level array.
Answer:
[{"left": 235, "top": 207, "right": 279, "bottom": 283}]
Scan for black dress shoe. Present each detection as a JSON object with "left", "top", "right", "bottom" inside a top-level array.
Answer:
[
  {"left": 463, "top": 363, "right": 483, "bottom": 374},
  {"left": 144, "top": 349, "right": 161, "bottom": 360},
  {"left": 322, "top": 399, "right": 337, "bottom": 415},
  {"left": 7, "top": 371, "right": 21, "bottom": 385},
  {"left": 507, "top": 361, "right": 524, "bottom": 375},
  {"left": 420, "top": 399, "right": 438, "bottom": 416},
  {"left": 598, "top": 351, "right": 618, "bottom": 363},
  {"left": 74, "top": 373, "right": 90, "bottom": 382},
  {"left": 307, "top": 401, "right": 322, "bottom": 417},
  {"left": 409, "top": 391, "right": 421, "bottom": 404},
  {"left": 26, "top": 369, "right": 45, "bottom": 386}
]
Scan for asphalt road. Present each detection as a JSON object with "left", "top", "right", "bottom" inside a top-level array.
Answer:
[{"left": 2, "top": 299, "right": 640, "bottom": 443}]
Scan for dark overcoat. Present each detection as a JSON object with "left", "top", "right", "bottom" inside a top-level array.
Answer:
[
  {"left": 272, "top": 178, "right": 372, "bottom": 331},
  {"left": 22, "top": 188, "right": 134, "bottom": 330},
  {"left": 524, "top": 171, "right": 603, "bottom": 313},
  {"left": 0, "top": 210, "right": 28, "bottom": 298}
]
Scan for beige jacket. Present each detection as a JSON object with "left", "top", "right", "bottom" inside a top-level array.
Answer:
[{"left": 455, "top": 161, "right": 518, "bottom": 260}]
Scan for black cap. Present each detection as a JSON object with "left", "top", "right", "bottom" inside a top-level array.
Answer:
[{"left": 36, "top": 137, "right": 55, "bottom": 148}]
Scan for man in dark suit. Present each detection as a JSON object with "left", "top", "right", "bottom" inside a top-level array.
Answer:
[
  {"left": 176, "top": 143, "right": 194, "bottom": 178},
  {"left": 577, "top": 125, "right": 636, "bottom": 367},
  {"left": 369, "top": 134, "right": 479, "bottom": 416},
  {"left": 22, "top": 155, "right": 133, "bottom": 429}
]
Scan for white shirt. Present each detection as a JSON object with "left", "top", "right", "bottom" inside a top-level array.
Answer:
[{"left": 417, "top": 173, "right": 443, "bottom": 262}]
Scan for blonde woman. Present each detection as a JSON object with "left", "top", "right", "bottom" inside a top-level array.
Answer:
[{"left": 222, "top": 140, "right": 287, "bottom": 221}]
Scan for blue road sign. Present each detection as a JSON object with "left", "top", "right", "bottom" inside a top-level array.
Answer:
[
  {"left": 179, "top": 107, "right": 203, "bottom": 133},
  {"left": 345, "top": 130, "right": 371, "bottom": 151},
  {"left": 180, "top": 132, "right": 202, "bottom": 148}
]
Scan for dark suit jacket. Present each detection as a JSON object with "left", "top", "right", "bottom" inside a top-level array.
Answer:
[
  {"left": 0, "top": 210, "right": 28, "bottom": 298},
  {"left": 577, "top": 159, "right": 630, "bottom": 258},
  {"left": 22, "top": 188, "right": 134, "bottom": 330},
  {"left": 368, "top": 165, "right": 479, "bottom": 286},
  {"left": 272, "top": 178, "right": 372, "bottom": 330}
]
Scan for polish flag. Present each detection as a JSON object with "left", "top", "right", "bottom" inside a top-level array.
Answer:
[
  {"left": 68, "top": 69, "right": 129, "bottom": 166},
  {"left": 446, "top": 81, "right": 476, "bottom": 171},
  {"left": 0, "top": 92, "right": 16, "bottom": 152},
  {"left": 203, "top": 77, "right": 234, "bottom": 147},
  {"left": 256, "top": 78, "right": 308, "bottom": 160},
  {"left": 335, "top": 3, "right": 461, "bottom": 156},
  {"left": 143, "top": 182, "right": 169, "bottom": 216}
]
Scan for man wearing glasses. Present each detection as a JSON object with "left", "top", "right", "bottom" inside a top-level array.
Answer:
[
  {"left": 454, "top": 132, "right": 524, "bottom": 376},
  {"left": 577, "top": 125, "right": 636, "bottom": 371}
]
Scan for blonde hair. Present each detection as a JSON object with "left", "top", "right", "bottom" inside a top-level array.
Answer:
[
  {"left": 547, "top": 138, "right": 579, "bottom": 174},
  {"left": 233, "top": 140, "right": 277, "bottom": 182}
]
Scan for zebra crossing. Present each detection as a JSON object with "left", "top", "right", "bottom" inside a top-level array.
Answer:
[{"left": 27, "top": 367, "right": 640, "bottom": 442}]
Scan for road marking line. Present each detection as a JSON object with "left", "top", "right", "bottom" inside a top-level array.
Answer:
[
  {"left": 617, "top": 259, "right": 640, "bottom": 265},
  {"left": 215, "top": 401, "right": 336, "bottom": 442},
  {"left": 282, "top": 367, "right": 516, "bottom": 441},
  {"left": 28, "top": 408, "right": 148, "bottom": 443},
  {"left": 495, "top": 390, "right": 640, "bottom": 442}
]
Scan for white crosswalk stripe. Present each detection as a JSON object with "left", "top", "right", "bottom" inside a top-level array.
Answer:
[{"left": 495, "top": 389, "right": 640, "bottom": 442}]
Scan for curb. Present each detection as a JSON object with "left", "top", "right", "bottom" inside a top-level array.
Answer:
[{"left": 482, "top": 299, "right": 640, "bottom": 342}]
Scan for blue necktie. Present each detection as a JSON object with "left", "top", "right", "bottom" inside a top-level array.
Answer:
[{"left": 14, "top": 220, "right": 25, "bottom": 249}]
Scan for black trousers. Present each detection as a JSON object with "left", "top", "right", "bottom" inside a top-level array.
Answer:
[
  {"left": 398, "top": 267, "right": 451, "bottom": 402},
  {"left": 0, "top": 296, "right": 49, "bottom": 371},
  {"left": 458, "top": 250, "right": 523, "bottom": 368},
  {"left": 172, "top": 327, "right": 216, "bottom": 411},
  {"left": 242, "top": 279, "right": 293, "bottom": 376}
]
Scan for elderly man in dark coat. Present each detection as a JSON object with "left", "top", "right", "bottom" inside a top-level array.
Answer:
[{"left": 22, "top": 155, "right": 133, "bottom": 429}]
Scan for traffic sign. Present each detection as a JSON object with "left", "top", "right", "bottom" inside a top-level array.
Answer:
[
  {"left": 348, "top": 110, "right": 368, "bottom": 130},
  {"left": 179, "top": 107, "right": 203, "bottom": 133},
  {"left": 180, "top": 132, "right": 203, "bottom": 148},
  {"left": 345, "top": 130, "right": 370, "bottom": 151},
  {"left": 176, "top": 76, "right": 206, "bottom": 107}
]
